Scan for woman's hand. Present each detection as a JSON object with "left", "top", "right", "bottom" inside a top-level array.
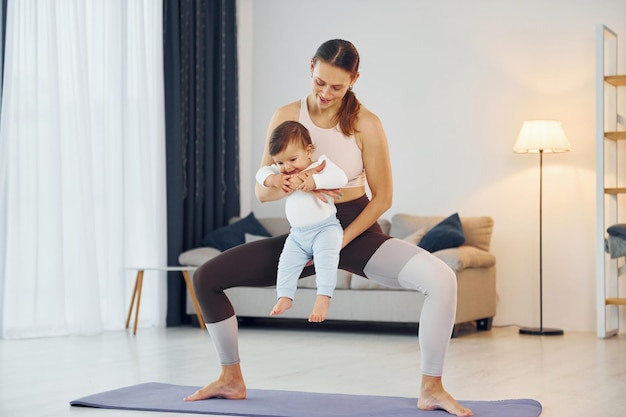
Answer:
[
  {"left": 288, "top": 161, "right": 341, "bottom": 202},
  {"left": 287, "top": 160, "right": 326, "bottom": 192},
  {"left": 266, "top": 173, "right": 295, "bottom": 194},
  {"left": 310, "top": 188, "right": 342, "bottom": 202}
]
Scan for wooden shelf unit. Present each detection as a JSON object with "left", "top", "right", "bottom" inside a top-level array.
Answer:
[
  {"left": 606, "top": 298, "right": 626, "bottom": 306},
  {"left": 596, "top": 24, "right": 626, "bottom": 338},
  {"left": 605, "top": 75, "right": 626, "bottom": 87},
  {"left": 605, "top": 131, "right": 626, "bottom": 140},
  {"left": 604, "top": 188, "right": 626, "bottom": 195},
  {"left": 603, "top": 76, "right": 626, "bottom": 145}
]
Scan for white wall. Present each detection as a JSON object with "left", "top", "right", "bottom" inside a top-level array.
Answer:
[{"left": 237, "top": 0, "right": 626, "bottom": 333}]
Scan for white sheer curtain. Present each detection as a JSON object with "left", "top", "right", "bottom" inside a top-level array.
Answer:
[{"left": 0, "top": 0, "right": 167, "bottom": 338}]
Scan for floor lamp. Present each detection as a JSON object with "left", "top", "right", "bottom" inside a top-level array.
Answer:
[{"left": 514, "top": 120, "right": 570, "bottom": 336}]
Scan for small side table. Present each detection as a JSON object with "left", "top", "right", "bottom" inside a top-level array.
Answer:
[{"left": 125, "top": 266, "right": 206, "bottom": 335}]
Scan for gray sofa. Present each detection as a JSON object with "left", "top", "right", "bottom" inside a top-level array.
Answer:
[{"left": 179, "top": 213, "right": 496, "bottom": 331}]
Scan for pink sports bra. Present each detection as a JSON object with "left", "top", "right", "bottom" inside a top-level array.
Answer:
[{"left": 298, "top": 97, "right": 367, "bottom": 188}]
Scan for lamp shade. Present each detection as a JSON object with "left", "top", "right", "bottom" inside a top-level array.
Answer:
[{"left": 513, "top": 120, "right": 571, "bottom": 154}]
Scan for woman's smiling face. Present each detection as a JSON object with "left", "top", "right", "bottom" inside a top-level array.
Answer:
[{"left": 310, "top": 60, "right": 353, "bottom": 109}]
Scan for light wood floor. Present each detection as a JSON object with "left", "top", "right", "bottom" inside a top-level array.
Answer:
[{"left": 1, "top": 320, "right": 624, "bottom": 417}]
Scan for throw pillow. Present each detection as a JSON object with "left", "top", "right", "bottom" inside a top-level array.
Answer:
[
  {"left": 607, "top": 224, "right": 626, "bottom": 239},
  {"left": 200, "top": 212, "right": 272, "bottom": 251},
  {"left": 418, "top": 213, "right": 465, "bottom": 252}
]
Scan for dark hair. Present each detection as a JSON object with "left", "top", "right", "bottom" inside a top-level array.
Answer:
[
  {"left": 312, "top": 39, "right": 361, "bottom": 136},
  {"left": 269, "top": 121, "right": 314, "bottom": 156}
]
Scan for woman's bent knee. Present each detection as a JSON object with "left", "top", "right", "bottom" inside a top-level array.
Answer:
[{"left": 397, "top": 252, "right": 457, "bottom": 298}]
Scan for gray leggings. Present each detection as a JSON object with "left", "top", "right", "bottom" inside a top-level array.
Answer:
[{"left": 193, "top": 195, "right": 457, "bottom": 376}]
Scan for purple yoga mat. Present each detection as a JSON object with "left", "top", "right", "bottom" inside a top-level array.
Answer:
[{"left": 70, "top": 382, "right": 542, "bottom": 417}]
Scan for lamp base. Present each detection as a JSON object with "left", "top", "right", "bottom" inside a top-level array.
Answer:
[{"left": 519, "top": 327, "right": 564, "bottom": 336}]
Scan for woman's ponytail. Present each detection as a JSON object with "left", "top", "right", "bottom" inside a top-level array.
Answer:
[{"left": 336, "top": 89, "right": 360, "bottom": 137}]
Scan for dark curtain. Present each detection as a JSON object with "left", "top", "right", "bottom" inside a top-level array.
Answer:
[{"left": 163, "top": 0, "right": 240, "bottom": 326}]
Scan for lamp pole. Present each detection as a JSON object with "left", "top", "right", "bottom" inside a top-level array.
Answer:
[
  {"left": 519, "top": 149, "right": 564, "bottom": 336},
  {"left": 514, "top": 120, "right": 569, "bottom": 336},
  {"left": 539, "top": 149, "right": 543, "bottom": 332}
]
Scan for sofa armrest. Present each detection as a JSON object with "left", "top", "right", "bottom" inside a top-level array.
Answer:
[
  {"left": 179, "top": 247, "right": 223, "bottom": 267},
  {"left": 435, "top": 246, "right": 496, "bottom": 272}
]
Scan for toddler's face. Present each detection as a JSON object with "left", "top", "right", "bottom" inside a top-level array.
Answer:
[{"left": 272, "top": 141, "right": 313, "bottom": 175}]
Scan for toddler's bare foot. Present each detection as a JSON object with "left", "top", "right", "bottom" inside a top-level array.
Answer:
[
  {"left": 418, "top": 375, "right": 472, "bottom": 416},
  {"left": 308, "top": 295, "right": 330, "bottom": 322},
  {"left": 270, "top": 297, "right": 292, "bottom": 316},
  {"left": 184, "top": 366, "right": 246, "bottom": 401}
]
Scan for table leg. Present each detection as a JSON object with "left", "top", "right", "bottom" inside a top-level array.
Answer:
[
  {"left": 182, "top": 270, "right": 206, "bottom": 329},
  {"left": 125, "top": 271, "right": 141, "bottom": 329},
  {"left": 133, "top": 270, "right": 145, "bottom": 335}
]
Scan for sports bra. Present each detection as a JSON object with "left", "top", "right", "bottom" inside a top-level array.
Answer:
[{"left": 298, "top": 97, "right": 367, "bottom": 188}]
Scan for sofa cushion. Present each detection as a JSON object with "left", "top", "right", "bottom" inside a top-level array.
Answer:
[
  {"left": 236, "top": 217, "right": 390, "bottom": 237},
  {"left": 390, "top": 214, "right": 494, "bottom": 252},
  {"left": 245, "top": 233, "right": 270, "bottom": 243},
  {"left": 377, "top": 218, "right": 391, "bottom": 235},
  {"left": 297, "top": 270, "right": 352, "bottom": 290},
  {"left": 350, "top": 274, "right": 389, "bottom": 290},
  {"left": 350, "top": 245, "right": 496, "bottom": 289},
  {"left": 459, "top": 216, "right": 494, "bottom": 251},
  {"left": 402, "top": 227, "right": 428, "bottom": 245},
  {"left": 435, "top": 246, "right": 496, "bottom": 271},
  {"left": 201, "top": 212, "right": 272, "bottom": 251},
  {"left": 179, "top": 247, "right": 222, "bottom": 267},
  {"left": 389, "top": 214, "right": 439, "bottom": 239},
  {"left": 257, "top": 217, "right": 291, "bottom": 236},
  {"left": 418, "top": 213, "right": 465, "bottom": 252}
]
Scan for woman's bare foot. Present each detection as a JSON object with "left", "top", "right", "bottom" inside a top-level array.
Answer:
[
  {"left": 183, "top": 364, "right": 247, "bottom": 401},
  {"left": 308, "top": 295, "right": 331, "bottom": 322},
  {"left": 417, "top": 375, "right": 472, "bottom": 416},
  {"left": 270, "top": 297, "right": 292, "bottom": 316}
]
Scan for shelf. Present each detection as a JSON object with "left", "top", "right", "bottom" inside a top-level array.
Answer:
[
  {"left": 605, "top": 75, "right": 626, "bottom": 86},
  {"left": 597, "top": 25, "right": 624, "bottom": 338},
  {"left": 605, "top": 131, "right": 626, "bottom": 140},
  {"left": 605, "top": 188, "right": 626, "bottom": 195}
]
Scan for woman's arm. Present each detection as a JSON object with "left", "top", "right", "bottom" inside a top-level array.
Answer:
[
  {"left": 311, "top": 156, "right": 348, "bottom": 190},
  {"left": 341, "top": 107, "right": 393, "bottom": 248},
  {"left": 255, "top": 102, "right": 300, "bottom": 203}
]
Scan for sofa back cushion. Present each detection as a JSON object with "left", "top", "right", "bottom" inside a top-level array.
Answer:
[
  {"left": 253, "top": 217, "right": 390, "bottom": 237},
  {"left": 389, "top": 214, "right": 493, "bottom": 252},
  {"left": 459, "top": 216, "right": 494, "bottom": 251},
  {"left": 257, "top": 217, "right": 291, "bottom": 236}
]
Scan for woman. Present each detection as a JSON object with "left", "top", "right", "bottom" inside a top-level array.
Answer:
[{"left": 185, "top": 39, "right": 472, "bottom": 417}]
